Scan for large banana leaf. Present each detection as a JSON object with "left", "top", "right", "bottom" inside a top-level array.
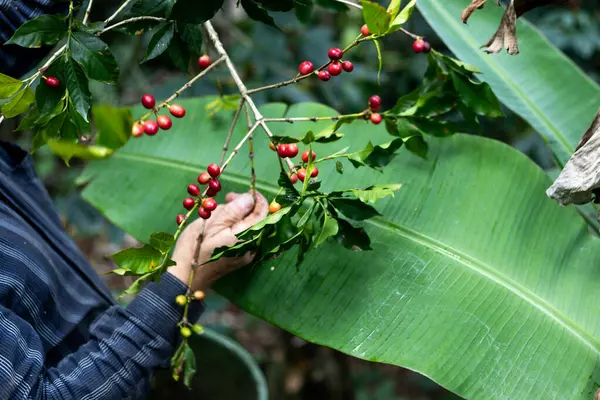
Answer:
[
  {"left": 418, "top": 0, "right": 600, "bottom": 166},
  {"left": 81, "top": 98, "right": 600, "bottom": 400}
]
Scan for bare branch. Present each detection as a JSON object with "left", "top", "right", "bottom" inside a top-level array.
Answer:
[
  {"left": 101, "top": 16, "right": 166, "bottom": 34},
  {"left": 220, "top": 99, "right": 246, "bottom": 165},
  {"left": 104, "top": 0, "right": 136, "bottom": 24},
  {"left": 83, "top": 0, "right": 94, "bottom": 24}
]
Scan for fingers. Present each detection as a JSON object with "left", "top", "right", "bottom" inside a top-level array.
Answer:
[
  {"left": 232, "top": 191, "right": 269, "bottom": 234},
  {"left": 225, "top": 192, "right": 241, "bottom": 203}
]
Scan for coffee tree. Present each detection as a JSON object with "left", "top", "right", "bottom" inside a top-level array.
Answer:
[{"left": 2, "top": 0, "right": 599, "bottom": 399}]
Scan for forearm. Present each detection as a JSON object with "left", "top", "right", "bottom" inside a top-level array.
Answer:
[{"left": 0, "top": 273, "right": 204, "bottom": 400}]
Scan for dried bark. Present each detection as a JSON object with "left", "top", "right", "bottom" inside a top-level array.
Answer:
[
  {"left": 461, "top": 0, "right": 579, "bottom": 55},
  {"left": 546, "top": 108, "right": 600, "bottom": 207}
]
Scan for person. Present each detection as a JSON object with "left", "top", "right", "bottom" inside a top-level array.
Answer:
[{"left": 0, "top": 2, "right": 269, "bottom": 398}]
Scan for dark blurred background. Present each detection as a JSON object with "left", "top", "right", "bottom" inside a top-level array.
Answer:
[{"left": 0, "top": 1, "right": 598, "bottom": 399}]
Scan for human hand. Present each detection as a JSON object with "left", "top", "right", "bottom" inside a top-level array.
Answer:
[{"left": 168, "top": 191, "right": 269, "bottom": 291}]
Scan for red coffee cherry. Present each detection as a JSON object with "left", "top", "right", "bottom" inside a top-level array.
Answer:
[
  {"left": 302, "top": 150, "right": 316, "bottom": 163},
  {"left": 208, "top": 179, "right": 221, "bottom": 193},
  {"left": 202, "top": 197, "right": 217, "bottom": 211},
  {"left": 198, "top": 207, "right": 211, "bottom": 220},
  {"left": 422, "top": 41, "right": 431, "bottom": 53},
  {"left": 278, "top": 144, "right": 289, "bottom": 158},
  {"left": 176, "top": 214, "right": 186, "bottom": 225},
  {"left": 328, "top": 62, "right": 342, "bottom": 76},
  {"left": 297, "top": 168, "right": 307, "bottom": 182},
  {"left": 370, "top": 113, "right": 383, "bottom": 125},
  {"left": 328, "top": 47, "right": 343, "bottom": 61},
  {"left": 207, "top": 163, "right": 220, "bottom": 178},
  {"left": 45, "top": 76, "right": 60, "bottom": 88},
  {"left": 318, "top": 70, "right": 331, "bottom": 82},
  {"left": 141, "top": 94, "right": 155, "bottom": 109},
  {"left": 311, "top": 166, "right": 319, "bottom": 177},
  {"left": 187, "top": 184, "right": 200, "bottom": 197},
  {"left": 157, "top": 115, "right": 172, "bottom": 130},
  {"left": 183, "top": 197, "right": 195, "bottom": 210},
  {"left": 198, "top": 172, "right": 211, "bottom": 185},
  {"left": 341, "top": 61, "right": 354, "bottom": 72},
  {"left": 290, "top": 173, "right": 298, "bottom": 184},
  {"left": 369, "top": 95, "right": 382, "bottom": 111},
  {"left": 169, "top": 104, "right": 186, "bottom": 118},
  {"left": 131, "top": 123, "right": 144, "bottom": 138},
  {"left": 298, "top": 61, "right": 314, "bottom": 75},
  {"left": 412, "top": 39, "right": 426, "bottom": 53},
  {"left": 198, "top": 55, "right": 211, "bottom": 69},
  {"left": 206, "top": 187, "right": 218, "bottom": 197},
  {"left": 143, "top": 120, "right": 159, "bottom": 135},
  {"left": 361, "top": 24, "right": 371, "bottom": 36},
  {"left": 286, "top": 143, "right": 299, "bottom": 158}
]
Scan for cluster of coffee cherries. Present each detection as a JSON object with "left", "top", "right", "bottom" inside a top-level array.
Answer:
[
  {"left": 367, "top": 95, "right": 383, "bottom": 125},
  {"left": 297, "top": 45, "right": 354, "bottom": 82},
  {"left": 268, "top": 144, "right": 320, "bottom": 212},
  {"left": 131, "top": 94, "right": 187, "bottom": 138},
  {"left": 176, "top": 163, "right": 222, "bottom": 225},
  {"left": 412, "top": 38, "right": 431, "bottom": 53},
  {"left": 175, "top": 290, "right": 205, "bottom": 337}
]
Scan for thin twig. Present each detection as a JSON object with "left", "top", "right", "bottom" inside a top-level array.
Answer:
[
  {"left": 221, "top": 123, "right": 261, "bottom": 172},
  {"left": 203, "top": 21, "right": 295, "bottom": 171},
  {"left": 246, "top": 107, "right": 257, "bottom": 198},
  {"left": 139, "top": 56, "right": 225, "bottom": 121},
  {"left": 101, "top": 16, "right": 166, "bottom": 34},
  {"left": 104, "top": 0, "right": 136, "bottom": 24},
  {"left": 83, "top": 0, "right": 94, "bottom": 24},
  {"left": 220, "top": 99, "right": 246, "bottom": 165},
  {"left": 263, "top": 116, "right": 345, "bottom": 123}
]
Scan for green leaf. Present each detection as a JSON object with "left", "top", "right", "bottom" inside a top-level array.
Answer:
[
  {"left": 315, "top": 213, "right": 339, "bottom": 247},
  {"left": 277, "top": 172, "right": 300, "bottom": 202},
  {"left": 334, "top": 219, "right": 372, "bottom": 251},
  {"left": 241, "top": 0, "right": 279, "bottom": 29},
  {"left": 388, "top": 0, "right": 416, "bottom": 31},
  {"left": 177, "top": 22, "right": 203, "bottom": 54},
  {"left": 0, "top": 73, "right": 23, "bottom": 99},
  {"left": 182, "top": 344, "right": 197, "bottom": 387},
  {"left": 143, "top": 23, "right": 175, "bottom": 63},
  {"left": 238, "top": 206, "right": 293, "bottom": 239},
  {"left": 15, "top": 105, "right": 40, "bottom": 132},
  {"left": 5, "top": 14, "right": 67, "bottom": 48},
  {"left": 126, "top": 0, "right": 174, "bottom": 17},
  {"left": 329, "top": 198, "right": 380, "bottom": 221},
  {"left": 351, "top": 184, "right": 402, "bottom": 204},
  {"left": 360, "top": 0, "right": 391, "bottom": 35},
  {"left": 166, "top": 34, "right": 191, "bottom": 73},
  {"left": 335, "top": 160, "right": 343, "bottom": 174},
  {"left": 47, "top": 140, "right": 113, "bottom": 166},
  {"left": 1, "top": 87, "right": 34, "bottom": 118},
  {"left": 347, "top": 139, "right": 404, "bottom": 169},
  {"left": 69, "top": 32, "right": 120, "bottom": 84},
  {"left": 64, "top": 57, "right": 92, "bottom": 122},
  {"left": 110, "top": 244, "right": 164, "bottom": 275},
  {"left": 386, "top": 0, "right": 402, "bottom": 17},
  {"left": 92, "top": 105, "right": 133, "bottom": 149},
  {"left": 417, "top": 0, "right": 600, "bottom": 167},
  {"left": 170, "top": 0, "right": 224, "bottom": 24},
  {"left": 35, "top": 61, "right": 66, "bottom": 118},
  {"left": 449, "top": 70, "right": 503, "bottom": 118},
  {"left": 82, "top": 98, "right": 600, "bottom": 400},
  {"left": 149, "top": 232, "right": 175, "bottom": 253},
  {"left": 373, "top": 39, "right": 383, "bottom": 85}
]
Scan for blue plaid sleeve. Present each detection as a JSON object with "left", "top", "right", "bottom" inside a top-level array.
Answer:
[{"left": 0, "top": 272, "right": 205, "bottom": 399}]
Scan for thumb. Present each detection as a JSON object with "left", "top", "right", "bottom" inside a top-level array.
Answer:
[{"left": 220, "top": 193, "right": 256, "bottom": 224}]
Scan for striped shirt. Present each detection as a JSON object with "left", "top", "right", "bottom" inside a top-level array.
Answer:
[{"left": 0, "top": 142, "right": 204, "bottom": 399}]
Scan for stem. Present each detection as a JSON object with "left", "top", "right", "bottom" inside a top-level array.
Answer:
[
  {"left": 221, "top": 123, "right": 261, "bottom": 172},
  {"left": 101, "top": 16, "right": 167, "bottom": 34},
  {"left": 104, "top": 0, "right": 136, "bottom": 24},
  {"left": 82, "top": 0, "right": 94, "bottom": 24},
  {"left": 139, "top": 56, "right": 225, "bottom": 121},
  {"left": 181, "top": 268, "right": 195, "bottom": 324},
  {"left": 220, "top": 99, "right": 246, "bottom": 165},
  {"left": 203, "top": 21, "right": 295, "bottom": 171},
  {"left": 246, "top": 37, "right": 367, "bottom": 95},
  {"left": 245, "top": 106, "right": 257, "bottom": 198},
  {"left": 263, "top": 113, "right": 364, "bottom": 123}
]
